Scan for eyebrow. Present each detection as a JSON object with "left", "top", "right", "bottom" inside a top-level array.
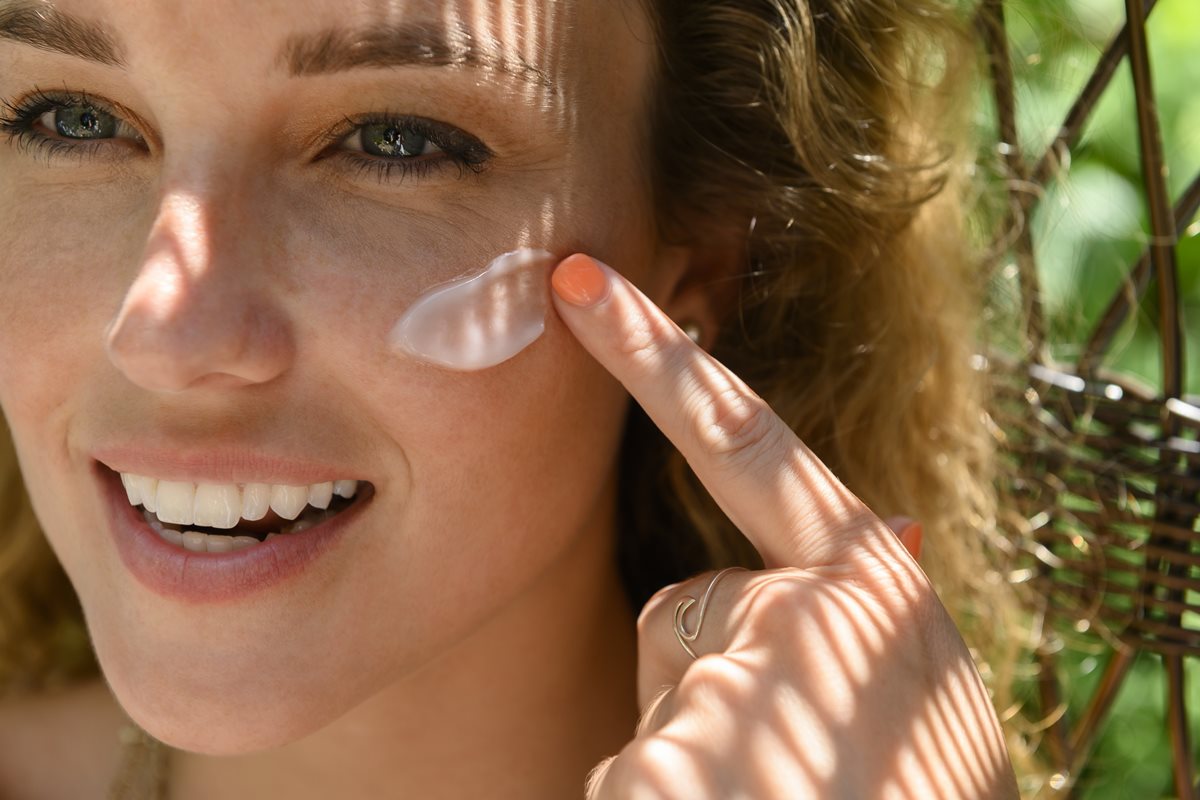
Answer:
[
  {"left": 0, "top": 1, "right": 125, "bottom": 67},
  {"left": 0, "top": 1, "right": 554, "bottom": 93},
  {"left": 278, "top": 20, "right": 554, "bottom": 91}
]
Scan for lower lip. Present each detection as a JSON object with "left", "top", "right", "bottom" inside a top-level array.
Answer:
[{"left": 98, "top": 464, "right": 373, "bottom": 604}]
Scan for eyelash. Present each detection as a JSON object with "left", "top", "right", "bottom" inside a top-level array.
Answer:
[
  {"left": 0, "top": 88, "right": 134, "bottom": 163},
  {"left": 322, "top": 112, "right": 493, "bottom": 184},
  {"left": 0, "top": 88, "right": 494, "bottom": 184}
]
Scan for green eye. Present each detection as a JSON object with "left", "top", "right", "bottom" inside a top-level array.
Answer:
[
  {"left": 328, "top": 113, "right": 493, "bottom": 184},
  {"left": 45, "top": 105, "right": 118, "bottom": 139},
  {"left": 359, "top": 123, "right": 439, "bottom": 158}
]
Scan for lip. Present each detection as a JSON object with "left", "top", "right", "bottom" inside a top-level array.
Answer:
[
  {"left": 91, "top": 445, "right": 363, "bottom": 485},
  {"left": 96, "top": 462, "right": 374, "bottom": 604}
]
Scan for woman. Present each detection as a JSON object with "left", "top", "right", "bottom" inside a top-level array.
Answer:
[{"left": 0, "top": 0, "right": 1027, "bottom": 796}]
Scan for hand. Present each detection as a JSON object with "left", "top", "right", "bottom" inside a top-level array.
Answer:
[{"left": 550, "top": 255, "right": 1018, "bottom": 800}]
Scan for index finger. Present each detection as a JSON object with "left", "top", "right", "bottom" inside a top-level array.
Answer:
[{"left": 551, "top": 254, "right": 903, "bottom": 569}]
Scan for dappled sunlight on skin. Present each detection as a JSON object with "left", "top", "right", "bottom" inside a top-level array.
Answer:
[
  {"left": 298, "top": 0, "right": 567, "bottom": 118},
  {"left": 470, "top": 0, "right": 578, "bottom": 134},
  {"left": 614, "top": 283, "right": 930, "bottom": 603},
  {"left": 855, "top": 525, "right": 927, "bottom": 609},
  {"left": 103, "top": 0, "right": 600, "bottom": 390},
  {"left": 1, "top": 1, "right": 666, "bottom": 795},
  {"left": 594, "top": 572, "right": 1016, "bottom": 799},
  {"left": 944, "top": 655, "right": 1009, "bottom": 791},
  {"left": 602, "top": 528, "right": 1010, "bottom": 798},
  {"left": 900, "top": 701, "right": 970, "bottom": 799},
  {"left": 347, "top": 3, "right": 581, "bottom": 372},
  {"left": 920, "top": 668, "right": 982, "bottom": 796},
  {"left": 549, "top": 257, "right": 1017, "bottom": 799},
  {"left": 0, "top": 0, "right": 1015, "bottom": 795}
]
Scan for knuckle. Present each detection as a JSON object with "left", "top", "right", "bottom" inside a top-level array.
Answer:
[
  {"left": 736, "top": 573, "right": 816, "bottom": 646},
  {"left": 616, "top": 313, "right": 672, "bottom": 365},
  {"left": 681, "top": 653, "right": 738, "bottom": 686},
  {"left": 635, "top": 602, "right": 657, "bottom": 641},
  {"left": 614, "top": 739, "right": 691, "bottom": 798},
  {"left": 693, "top": 389, "right": 784, "bottom": 467},
  {"left": 744, "top": 574, "right": 806, "bottom": 617},
  {"left": 677, "top": 654, "right": 755, "bottom": 710},
  {"left": 802, "top": 506, "right": 881, "bottom": 550}
]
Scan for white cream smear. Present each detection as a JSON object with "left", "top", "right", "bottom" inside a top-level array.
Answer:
[{"left": 388, "top": 248, "right": 557, "bottom": 371}]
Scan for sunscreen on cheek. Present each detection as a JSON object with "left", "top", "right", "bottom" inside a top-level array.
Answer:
[{"left": 387, "top": 248, "right": 557, "bottom": 371}]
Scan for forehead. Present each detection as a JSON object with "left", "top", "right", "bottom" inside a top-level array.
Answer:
[{"left": 0, "top": 0, "right": 652, "bottom": 108}]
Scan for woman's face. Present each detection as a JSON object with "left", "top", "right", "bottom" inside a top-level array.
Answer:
[{"left": 0, "top": 0, "right": 669, "bottom": 751}]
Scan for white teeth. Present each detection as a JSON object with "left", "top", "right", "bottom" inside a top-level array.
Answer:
[
  {"left": 307, "top": 482, "right": 333, "bottom": 510},
  {"left": 136, "top": 476, "right": 159, "bottom": 513},
  {"left": 156, "top": 481, "right": 196, "bottom": 525},
  {"left": 193, "top": 483, "right": 241, "bottom": 529},
  {"left": 289, "top": 518, "right": 315, "bottom": 533},
  {"left": 143, "top": 507, "right": 270, "bottom": 550},
  {"left": 181, "top": 531, "right": 207, "bottom": 552},
  {"left": 119, "top": 473, "right": 360, "bottom": 525},
  {"left": 241, "top": 483, "right": 271, "bottom": 521},
  {"left": 120, "top": 473, "right": 142, "bottom": 505},
  {"left": 203, "top": 534, "right": 235, "bottom": 553},
  {"left": 270, "top": 484, "right": 309, "bottom": 520},
  {"left": 141, "top": 508, "right": 164, "bottom": 533}
]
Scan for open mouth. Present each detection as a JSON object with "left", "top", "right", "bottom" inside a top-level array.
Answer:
[
  {"left": 108, "top": 467, "right": 374, "bottom": 553},
  {"left": 139, "top": 493, "right": 362, "bottom": 550}
]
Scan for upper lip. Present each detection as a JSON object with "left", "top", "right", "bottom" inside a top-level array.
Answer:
[{"left": 91, "top": 444, "right": 365, "bottom": 486}]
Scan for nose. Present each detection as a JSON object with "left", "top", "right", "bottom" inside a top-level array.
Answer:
[{"left": 106, "top": 188, "right": 295, "bottom": 392}]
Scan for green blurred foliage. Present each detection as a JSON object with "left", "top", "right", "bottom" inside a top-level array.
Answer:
[
  {"left": 976, "top": 1, "right": 1200, "bottom": 796},
  {"left": 1054, "top": 648, "right": 1200, "bottom": 798},
  {"left": 978, "top": 0, "right": 1199, "bottom": 395}
]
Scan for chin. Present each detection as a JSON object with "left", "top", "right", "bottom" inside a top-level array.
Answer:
[
  {"left": 115, "top": 681, "right": 330, "bottom": 755},
  {"left": 97, "top": 643, "right": 364, "bottom": 755}
]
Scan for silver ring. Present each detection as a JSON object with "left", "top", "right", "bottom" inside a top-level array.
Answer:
[{"left": 673, "top": 567, "right": 746, "bottom": 660}]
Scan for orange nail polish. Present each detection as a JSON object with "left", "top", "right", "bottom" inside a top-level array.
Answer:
[
  {"left": 901, "top": 522, "right": 923, "bottom": 560},
  {"left": 552, "top": 254, "right": 611, "bottom": 308}
]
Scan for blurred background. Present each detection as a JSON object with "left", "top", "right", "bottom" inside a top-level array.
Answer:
[{"left": 976, "top": 0, "right": 1198, "bottom": 796}]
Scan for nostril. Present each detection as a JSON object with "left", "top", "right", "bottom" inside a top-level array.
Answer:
[
  {"left": 181, "top": 373, "right": 258, "bottom": 391},
  {"left": 105, "top": 288, "right": 294, "bottom": 392},
  {"left": 105, "top": 319, "right": 205, "bottom": 393}
]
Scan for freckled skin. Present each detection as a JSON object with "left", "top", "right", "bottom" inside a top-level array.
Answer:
[{"left": 0, "top": 1, "right": 683, "bottom": 796}]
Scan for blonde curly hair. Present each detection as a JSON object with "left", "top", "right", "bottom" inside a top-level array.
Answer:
[{"left": 0, "top": 0, "right": 1042, "bottom": 790}]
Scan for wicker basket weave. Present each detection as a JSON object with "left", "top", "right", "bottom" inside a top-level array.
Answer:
[{"left": 979, "top": 0, "right": 1199, "bottom": 795}]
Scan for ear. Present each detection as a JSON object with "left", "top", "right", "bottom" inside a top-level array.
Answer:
[{"left": 650, "top": 238, "right": 744, "bottom": 351}]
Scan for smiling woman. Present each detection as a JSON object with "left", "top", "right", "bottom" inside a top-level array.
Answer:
[{"left": 0, "top": 1, "right": 1029, "bottom": 798}]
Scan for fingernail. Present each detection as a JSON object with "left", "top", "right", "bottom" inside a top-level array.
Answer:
[
  {"left": 552, "top": 254, "right": 612, "bottom": 308},
  {"left": 901, "top": 522, "right": 923, "bottom": 560}
]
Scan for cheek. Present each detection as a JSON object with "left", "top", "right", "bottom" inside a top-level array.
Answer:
[
  {"left": 287, "top": 189, "right": 650, "bottom": 614},
  {"left": 0, "top": 185, "right": 150, "bottom": 582},
  {"left": 322, "top": 314, "right": 629, "bottom": 704},
  {"left": 281, "top": 172, "right": 649, "bottom": 378},
  {"left": 0, "top": 184, "right": 150, "bottom": 418},
  {"left": 295, "top": 197, "right": 637, "bottom": 525}
]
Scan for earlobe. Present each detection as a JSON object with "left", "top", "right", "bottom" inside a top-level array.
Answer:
[{"left": 653, "top": 240, "right": 743, "bottom": 351}]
